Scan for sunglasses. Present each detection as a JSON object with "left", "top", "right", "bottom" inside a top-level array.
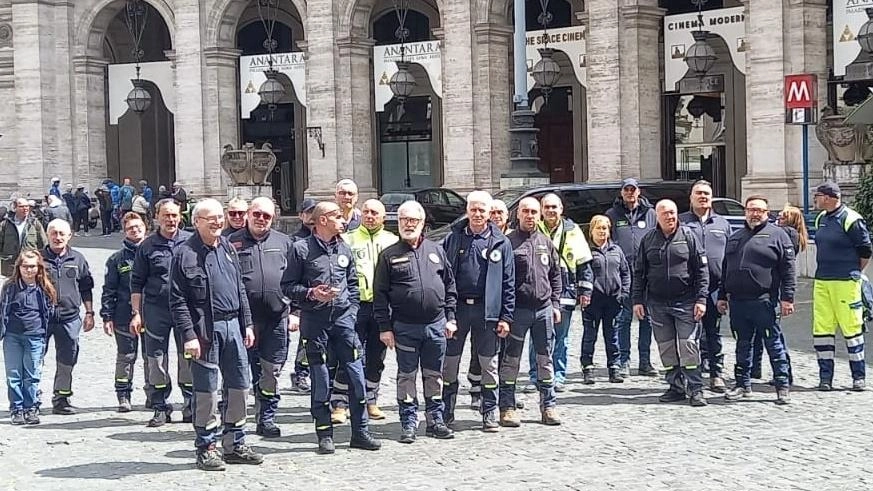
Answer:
[
  {"left": 251, "top": 211, "right": 273, "bottom": 220},
  {"left": 228, "top": 210, "right": 246, "bottom": 218}
]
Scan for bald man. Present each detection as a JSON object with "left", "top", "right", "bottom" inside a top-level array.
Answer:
[
  {"left": 331, "top": 199, "right": 399, "bottom": 422},
  {"left": 229, "top": 197, "right": 294, "bottom": 438},
  {"left": 282, "top": 201, "right": 381, "bottom": 454}
]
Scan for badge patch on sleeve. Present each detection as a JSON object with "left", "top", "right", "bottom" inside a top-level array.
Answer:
[
  {"left": 490, "top": 250, "right": 502, "bottom": 262},
  {"left": 701, "top": 255, "right": 708, "bottom": 264},
  {"left": 539, "top": 254, "right": 549, "bottom": 266},
  {"left": 337, "top": 255, "right": 350, "bottom": 268},
  {"left": 429, "top": 253, "right": 441, "bottom": 264}
]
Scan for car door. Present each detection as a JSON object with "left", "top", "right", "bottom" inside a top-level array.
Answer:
[
  {"left": 713, "top": 198, "right": 746, "bottom": 234},
  {"left": 442, "top": 189, "right": 466, "bottom": 227}
]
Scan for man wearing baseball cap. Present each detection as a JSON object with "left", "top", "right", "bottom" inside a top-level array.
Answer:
[
  {"left": 289, "top": 197, "right": 318, "bottom": 393},
  {"left": 812, "top": 181, "right": 872, "bottom": 391}
]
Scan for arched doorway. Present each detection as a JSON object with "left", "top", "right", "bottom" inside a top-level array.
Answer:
[
  {"left": 102, "top": 2, "right": 175, "bottom": 189},
  {"left": 518, "top": 0, "right": 586, "bottom": 183},
  {"left": 236, "top": 1, "right": 306, "bottom": 214},
  {"left": 371, "top": 1, "right": 444, "bottom": 193}
]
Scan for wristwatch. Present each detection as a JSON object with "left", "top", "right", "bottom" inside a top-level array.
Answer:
[{"left": 131, "top": 309, "right": 141, "bottom": 316}]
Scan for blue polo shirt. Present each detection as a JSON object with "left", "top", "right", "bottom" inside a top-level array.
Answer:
[
  {"left": 455, "top": 227, "right": 491, "bottom": 299},
  {"left": 204, "top": 242, "right": 241, "bottom": 314},
  {"left": 815, "top": 205, "right": 872, "bottom": 280}
]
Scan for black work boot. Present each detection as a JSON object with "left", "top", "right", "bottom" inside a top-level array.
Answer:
[
  {"left": 256, "top": 420, "right": 281, "bottom": 438},
  {"left": 689, "top": 392, "right": 708, "bottom": 407},
  {"left": 608, "top": 369, "right": 625, "bottom": 384},
  {"left": 582, "top": 369, "right": 595, "bottom": 385},
  {"left": 52, "top": 397, "right": 76, "bottom": 415},
  {"left": 658, "top": 389, "right": 687, "bottom": 403},
  {"left": 223, "top": 444, "right": 264, "bottom": 465},
  {"left": 426, "top": 422, "right": 454, "bottom": 439},
  {"left": 399, "top": 426, "right": 416, "bottom": 444},
  {"left": 147, "top": 406, "right": 173, "bottom": 427},
  {"left": 350, "top": 431, "right": 382, "bottom": 451},
  {"left": 317, "top": 436, "right": 335, "bottom": 455},
  {"left": 182, "top": 397, "right": 193, "bottom": 423},
  {"left": 196, "top": 443, "right": 225, "bottom": 471}
]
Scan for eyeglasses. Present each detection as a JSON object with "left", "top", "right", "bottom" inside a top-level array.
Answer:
[
  {"left": 399, "top": 217, "right": 422, "bottom": 225},
  {"left": 227, "top": 210, "right": 246, "bottom": 218},
  {"left": 251, "top": 211, "right": 273, "bottom": 220},
  {"left": 197, "top": 215, "right": 224, "bottom": 224},
  {"left": 745, "top": 207, "right": 768, "bottom": 214}
]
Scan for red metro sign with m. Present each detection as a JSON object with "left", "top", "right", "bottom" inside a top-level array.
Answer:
[{"left": 784, "top": 74, "right": 817, "bottom": 124}]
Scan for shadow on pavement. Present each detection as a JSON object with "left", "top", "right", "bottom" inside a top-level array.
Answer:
[
  {"left": 23, "top": 417, "right": 144, "bottom": 431},
  {"left": 36, "top": 461, "right": 193, "bottom": 479},
  {"left": 106, "top": 429, "right": 195, "bottom": 443}
]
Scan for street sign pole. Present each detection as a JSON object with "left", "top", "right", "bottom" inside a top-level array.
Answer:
[{"left": 803, "top": 124, "right": 809, "bottom": 214}]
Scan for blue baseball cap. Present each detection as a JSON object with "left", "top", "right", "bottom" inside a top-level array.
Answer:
[
  {"left": 298, "top": 198, "right": 317, "bottom": 213},
  {"left": 621, "top": 178, "right": 640, "bottom": 189}
]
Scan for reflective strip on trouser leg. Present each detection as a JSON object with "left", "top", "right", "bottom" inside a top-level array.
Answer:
[
  {"left": 114, "top": 329, "right": 138, "bottom": 394},
  {"left": 649, "top": 302, "right": 683, "bottom": 393},
  {"left": 846, "top": 334, "right": 867, "bottom": 380},
  {"left": 257, "top": 359, "right": 282, "bottom": 422},
  {"left": 498, "top": 327, "right": 526, "bottom": 410},
  {"left": 813, "top": 334, "right": 836, "bottom": 382},
  {"left": 302, "top": 328, "right": 332, "bottom": 436},
  {"left": 221, "top": 388, "right": 248, "bottom": 452},
  {"left": 394, "top": 330, "right": 421, "bottom": 427},
  {"left": 330, "top": 380, "right": 350, "bottom": 407},
  {"left": 145, "top": 324, "right": 173, "bottom": 407},
  {"left": 191, "top": 357, "right": 221, "bottom": 450},
  {"left": 51, "top": 319, "right": 81, "bottom": 396}
]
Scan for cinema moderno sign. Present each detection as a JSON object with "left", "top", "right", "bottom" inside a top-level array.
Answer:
[{"left": 663, "top": 6, "right": 747, "bottom": 91}]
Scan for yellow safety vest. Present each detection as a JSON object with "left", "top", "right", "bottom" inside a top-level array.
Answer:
[{"left": 343, "top": 226, "right": 399, "bottom": 302}]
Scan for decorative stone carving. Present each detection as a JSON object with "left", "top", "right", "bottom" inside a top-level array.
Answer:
[
  {"left": 814, "top": 106, "right": 870, "bottom": 164},
  {"left": 220, "top": 143, "right": 277, "bottom": 185},
  {"left": 0, "top": 24, "right": 12, "bottom": 48}
]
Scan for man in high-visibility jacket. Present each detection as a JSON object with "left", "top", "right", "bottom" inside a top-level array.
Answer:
[
  {"left": 331, "top": 199, "right": 399, "bottom": 422},
  {"left": 526, "top": 193, "right": 593, "bottom": 392},
  {"left": 812, "top": 182, "right": 872, "bottom": 391}
]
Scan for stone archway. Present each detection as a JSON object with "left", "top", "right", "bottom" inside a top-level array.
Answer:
[
  {"left": 71, "top": 0, "right": 177, "bottom": 191},
  {"left": 207, "top": 0, "right": 308, "bottom": 49}
]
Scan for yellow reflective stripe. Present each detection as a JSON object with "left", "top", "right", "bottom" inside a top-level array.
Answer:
[
  {"left": 316, "top": 425, "right": 331, "bottom": 430},
  {"left": 504, "top": 380, "right": 516, "bottom": 385},
  {"left": 260, "top": 390, "right": 276, "bottom": 396},
  {"left": 56, "top": 390, "right": 72, "bottom": 395},
  {"left": 154, "top": 384, "right": 168, "bottom": 389},
  {"left": 115, "top": 378, "right": 129, "bottom": 383},
  {"left": 484, "top": 384, "right": 497, "bottom": 389}
]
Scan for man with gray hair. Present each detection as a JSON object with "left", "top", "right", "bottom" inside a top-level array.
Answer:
[
  {"left": 170, "top": 198, "right": 263, "bottom": 471},
  {"left": 374, "top": 200, "right": 457, "bottom": 443},
  {"left": 223, "top": 197, "right": 248, "bottom": 238},
  {"left": 335, "top": 179, "right": 362, "bottom": 232},
  {"left": 0, "top": 197, "right": 48, "bottom": 277},
  {"left": 42, "top": 218, "right": 94, "bottom": 414},
  {"left": 633, "top": 199, "right": 709, "bottom": 406},
  {"left": 441, "top": 190, "right": 515, "bottom": 432}
]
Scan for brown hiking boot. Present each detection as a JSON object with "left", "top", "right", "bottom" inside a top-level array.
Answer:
[
  {"left": 541, "top": 407, "right": 561, "bottom": 426},
  {"left": 367, "top": 404, "right": 386, "bottom": 420},
  {"left": 499, "top": 408, "right": 520, "bottom": 427}
]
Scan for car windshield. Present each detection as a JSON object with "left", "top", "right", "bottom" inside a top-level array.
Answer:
[
  {"left": 492, "top": 188, "right": 530, "bottom": 204},
  {"left": 380, "top": 193, "right": 414, "bottom": 205}
]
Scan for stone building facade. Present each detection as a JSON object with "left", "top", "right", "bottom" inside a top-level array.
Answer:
[{"left": 0, "top": 0, "right": 840, "bottom": 213}]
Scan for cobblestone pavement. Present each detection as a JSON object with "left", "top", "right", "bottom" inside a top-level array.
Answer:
[{"left": 0, "top": 235, "right": 871, "bottom": 490}]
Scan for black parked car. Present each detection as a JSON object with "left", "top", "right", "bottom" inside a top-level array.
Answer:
[
  {"left": 381, "top": 188, "right": 467, "bottom": 232},
  {"left": 426, "top": 180, "right": 695, "bottom": 240}
]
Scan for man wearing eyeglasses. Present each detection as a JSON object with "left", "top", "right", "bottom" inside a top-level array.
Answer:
[
  {"left": 678, "top": 180, "right": 731, "bottom": 393},
  {"left": 718, "top": 195, "right": 795, "bottom": 404},
  {"left": 222, "top": 198, "right": 248, "bottom": 238},
  {"left": 170, "top": 198, "right": 263, "bottom": 471},
  {"left": 282, "top": 201, "right": 381, "bottom": 454},
  {"left": 229, "top": 197, "right": 294, "bottom": 438},
  {"left": 810, "top": 181, "right": 872, "bottom": 391},
  {"left": 335, "top": 179, "right": 362, "bottom": 232},
  {"left": 130, "top": 198, "right": 193, "bottom": 427}
]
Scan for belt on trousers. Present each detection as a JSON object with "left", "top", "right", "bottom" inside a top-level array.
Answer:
[{"left": 213, "top": 311, "right": 238, "bottom": 322}]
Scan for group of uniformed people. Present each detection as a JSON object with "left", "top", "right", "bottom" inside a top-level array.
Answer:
[{"left": 9, "top": 173, "right": 869, "bottom": 471}]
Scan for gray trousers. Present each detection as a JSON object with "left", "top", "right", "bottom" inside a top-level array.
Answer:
[{"left": 648, "top": 299, "right": 703, "bottom": 394}]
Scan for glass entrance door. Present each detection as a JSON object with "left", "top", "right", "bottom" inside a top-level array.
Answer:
[{"left": 669, "top": 93, "right": 727, "bottom": 196}]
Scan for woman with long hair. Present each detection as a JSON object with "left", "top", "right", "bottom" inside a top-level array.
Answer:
[{"left": 0, "top": 250, "right": 56, "bottom": 425}]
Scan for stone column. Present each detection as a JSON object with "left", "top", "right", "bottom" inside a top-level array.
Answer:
[
  {"left": 619, "top": 1, "right": 664, "bottom": 181},
  {"left": 0, "top": 19, "right": 19, "bottom": 197},
  {"left": 72, "top": 55, "right": 109, "bottom": 191},
  {"left": 472, "top": 22, "right": 513, "bottom": 192},
  {"left": 585, "top": 0, "right": 622, "bottom": 182},
  {"left": 741, "top": 0, "right": 791, "bottom": 203},
  {"left": 172, "top": 2, "right": 209, "bottom": 196},
  {"left": 439, "top": 5, "right": 477, "bottom": 191},
  {"left": 301, "top": 0, "right": 340, "bottom": 199},
  {"left": 782, "top": 0, "right": 828, "bottom": 206},
  {"left": 336, "top": 36, "right": 377, "bottom": 199},
  {"left": 11, "top": 0, "right": 55, "bottom": 193},
  {"left": 204, "top": 47, "right": 242, "bottom": 195}
]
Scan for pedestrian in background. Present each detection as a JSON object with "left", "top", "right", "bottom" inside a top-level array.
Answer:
[
  {"left": 48, "top": 178, "right": 61, "bottom": 199},
  {"left": 95, "top": 186, "right": 113, "bottom": 236},
  {"left": 1, "top": 250, "right": 56, "bottom": 425},
  {"left": 131, "top": 192, "right": 150, "bottom": 229},
  {"left": 44, "top": 195, "right": 73, "bottom": 227},
  {"left": 73, "top": 185, "right": 91, "bottom": 236},
  {"left": 581, "top": 215, "right": 630, "bottom": 385},
  {"left": 490, "top": 199, "right": 510, "bottom": 234},
  {"left": 0, "top": 198, "right": 48, "bottom": 277}
]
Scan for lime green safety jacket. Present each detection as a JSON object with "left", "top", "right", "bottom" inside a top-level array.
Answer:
[{"left": 344, "top": 225, "right": 399, "bottom": 302}]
